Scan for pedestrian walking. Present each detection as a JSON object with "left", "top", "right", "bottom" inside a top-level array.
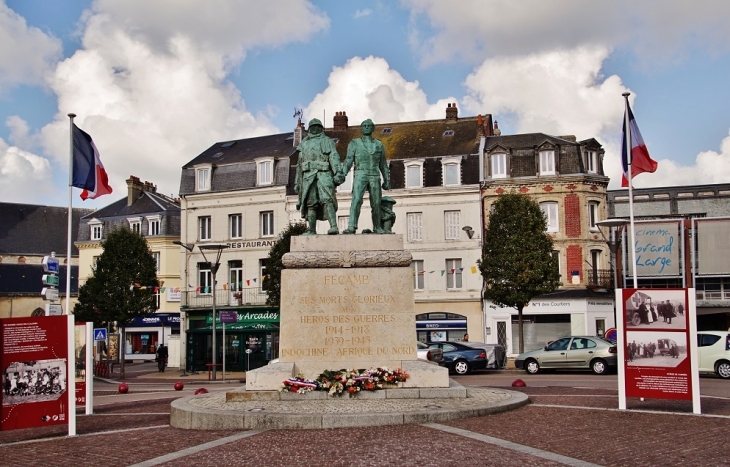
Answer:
[{"left": 156, "top": 344, "right": 168, "bottom": 372}]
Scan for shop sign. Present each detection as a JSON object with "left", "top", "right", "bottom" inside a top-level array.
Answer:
[
  {"left": 627, "top": 221, "right": 681, "bottom": 277},
  {"left": 206, "top": 310, "right": 280, "bottom": 324}
]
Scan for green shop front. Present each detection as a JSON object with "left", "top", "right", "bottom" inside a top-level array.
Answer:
[{"left": 186, "top": 308, "right": 279, "bottom": 372}]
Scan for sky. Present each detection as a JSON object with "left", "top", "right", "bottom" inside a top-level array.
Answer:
[{"left": 2, "top": 0, "right": 730, "bottom": 209}]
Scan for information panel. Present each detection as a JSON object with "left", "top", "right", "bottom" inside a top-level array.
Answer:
[{"left": 1, "top": 316, "right": 70, "bottom": 430}]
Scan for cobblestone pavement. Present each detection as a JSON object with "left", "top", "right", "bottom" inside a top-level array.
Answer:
[{"left": 1, "top": 376, "right": 729, "bottom": 466}]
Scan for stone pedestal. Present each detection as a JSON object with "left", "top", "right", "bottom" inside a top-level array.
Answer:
[{"left": 245, "top": 235, "right": 448, "bottom": 390}]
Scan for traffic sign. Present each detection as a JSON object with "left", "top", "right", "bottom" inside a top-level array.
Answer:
[
  {"left": 42, "top": 255, "right": 60, "bottom": 274},
  {"left": 94, "top": 328, "right": 107, "bottom": 341},
  {"left": 42, "top": 287, "right": 59, "bottom": 301},
  {"left": 42, "top": 274, "right": 60, "bottom": 286},
  {"left": 45, "top": 303, "right": 62, "bottom": 316}
]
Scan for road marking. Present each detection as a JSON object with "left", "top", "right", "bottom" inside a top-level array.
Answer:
[
  {"left": 0, "top": 425, "right": 170, "bottom": 447},
  {"left": 126, "top": 430, "right": 264, "bottom": 467},
  {"left": 424, "top": 423, "right": 603, "bottom": 467},
  {"left": 531, "top": 403, "right": 730, "bottom": 419}
]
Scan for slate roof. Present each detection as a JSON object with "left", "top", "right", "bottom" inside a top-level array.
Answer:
[
  {"left": 485, "top": 133, "right": 581, "bottom": 151},
  {"left": 81, "top": 191, "right": 180, "bottom": 220},
  {"left": 0, "top": 263, "right": 78, "bottom": 294},
  {"left": 0, "top": 203, "right": 94, "bottom": 256}
]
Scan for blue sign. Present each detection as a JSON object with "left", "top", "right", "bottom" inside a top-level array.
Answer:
[
  {"left": 94, "top": 328, "right": 107, "bottom": 341},
  {"left": 42, "top": 255, "right": 60, "bottom": 274}
]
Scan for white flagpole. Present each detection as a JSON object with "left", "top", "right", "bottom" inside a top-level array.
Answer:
[
  {"left": 622, "top": 93, "right": 638, "bottom": 288},
  {"left": 67, "top": 113, "right": 77, "bottom": 436}
]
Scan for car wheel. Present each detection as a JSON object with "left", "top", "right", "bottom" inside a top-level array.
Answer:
[
  {"left": 716, "top": 360, "right": 730, "bottom": 379},
  {"left": 525, "top": 359, "right": 540, "bottom": 374},
  {"left": 592, "top": 359, "right": 608, "bottom": 375},
  {"left": 453, "top": 360, "right": 471, "bottom": 375}
]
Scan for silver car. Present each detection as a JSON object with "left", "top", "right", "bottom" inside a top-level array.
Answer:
[
  {"left": 515, "top": 336, "right": 617, "bottom": 375},
  {"left": 417, "top": 342, "right": 443, "bottom": 364}
]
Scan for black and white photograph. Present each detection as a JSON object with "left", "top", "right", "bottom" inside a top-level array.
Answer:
[
  {"left": 626, "top": 331, "right": 687, "bottom": 368},
  {"left": 624, "top": 289, "right": 687, "bottom": 330},
  {"left": 2, "top": 359, "right": 67, "bottom": 406}
]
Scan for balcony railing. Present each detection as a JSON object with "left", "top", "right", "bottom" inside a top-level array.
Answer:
[
  {"left": 181, "top": 287, "right": 268, "bottom": 308},
  {"left": 587, "top": 269, "right": 615, "bottom": 290}
]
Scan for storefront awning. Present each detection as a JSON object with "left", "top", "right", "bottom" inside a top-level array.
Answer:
[{"left": 189, "top": 322, "right": 279, "bottom": 332}]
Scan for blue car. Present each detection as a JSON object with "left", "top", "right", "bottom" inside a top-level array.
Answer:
[{"left": 428, "top": 341, "right": 506, "bottom": 375}]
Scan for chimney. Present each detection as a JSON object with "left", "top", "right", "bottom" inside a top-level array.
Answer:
[
  {"left": 126, "top": 175, "right": 145, "bottom": 206},
  {"left": 143, "top": 180, "right": 157, "bottom": 193},
  {"left": 559, "top": 135, "right": 577, "bottom": 142},
  {"left": 476, "top": 114, "right": 485, "bottom": 139},
  {"left": 493, "top": 120, "right": 501, "bottom": 136},
  {"left": 293, "top": 119, "right": 304, "bottom": 147},
  {"left": 446, "top": 102, "right": 458, "bottom": 122},
  {"left": 333, "top": 111, "right": 349, "bottom": 131}
]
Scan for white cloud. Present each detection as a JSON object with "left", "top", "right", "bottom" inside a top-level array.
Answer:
[
  {"left": 0, "top": 137, "right": 54, "bottom": 204},
  {"left": 305, "top": 56, "right": 457, "bottom": 127},
  {"left": 27, "top": 0, "right": 329, "bottom": 200},
  {"left": 6, "top": 115, "right": 32, "bottom": 147},
  {"left": 403, "top": 0, "right": 730, "bottom": 67},
  {"left": 0, "top": 1, "right": 62, "bottom": 90},
  {"left": 354, "top": 9, "right": 372, "bottom": 19}
]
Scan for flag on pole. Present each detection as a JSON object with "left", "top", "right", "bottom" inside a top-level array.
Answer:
[
  {"left": 621, "top": 103, "right": 657, "bottom": 187},
  {"left": 71, "top": 123, "right": 113, "bottom": 200}
]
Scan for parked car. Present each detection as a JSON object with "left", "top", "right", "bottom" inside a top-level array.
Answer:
[
  {"left": 515, "top": 336, "right": 617, "bottom": 375},
  {"left": 697, "top": 330, "right": 730, "bottom": 379},
  {"left": 417, "top": 342, "right": 444, "bottom": 364},
  {"left": 428, "top": 341, "right": 506, "bottom": 375}
]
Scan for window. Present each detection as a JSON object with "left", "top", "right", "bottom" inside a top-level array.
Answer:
[
  {"left": 590, "top": 249, "right": 601, "bottom": 271},
  {"left": 230, "top": 214, "right": 242, "bottom": 239},
  {"left": 195, "top": 165, "right": 211, "bottom": 192},
  {"left": 259, "top": 259, "right": 268, "bottom": 286},
  {"left": 229, "top": 260, "right": 243, "bottom": 291},
  {"left": 199, "top": 216, "right": 211, "bottom": 241},
  {"left": 338, "top": 216, "right": 350, "bottom": 232},
  {"left": 147, "top": 216, "right": 161, "bottom": 236},
  {"left": 588, "top": 201, "right": 600, "bottom": 231},
  {"left": 552, "top": 250, "right": 561, "bottom": 281},
  {"left": 444, "top": 210, "right": 460, "bottom": 240},
  {"left": 540, "top": 202, "right": 559, "bottom": 232},
  {"left": 256, "top": 158, "right": 274, "bottom": 186},
  {"left": 442, "top": 157, "right": 461, "bottom": 186},
  {"left": 407, "top": 213, "right": 423, "bottom": 242},
  {"left": 586, "top": 150, "right": 598, "bottom": 173},
  {"left": 446, "top": 259, "right": 463, "bottom": 289},
  {"left": 198, "top": 263, "right": 212, "bottom": 294},
  {"left": 491, "top": 153, "right": 506, "bottom": 178},
  {"left": 539, "top": 150, "right": 555, "bottom": 175},
  {"left": 128, "top": 217, "right": 141, "bottom": 234},
  {"left": 260, "top": 211, "right": 274, "bottom": 237},
  {"left": 89, "top": 220, "right": 102, "bottom": 240},
  {"left": 405, "top": 161, "right": 424, "bottom": 188},
  {"left": 152, "top": 252, "right": 160, "bottom": 272},
  {"left": 412, "top": 260, "right": 425, "bottom": 291}
]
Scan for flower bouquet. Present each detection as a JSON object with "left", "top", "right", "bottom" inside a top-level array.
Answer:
[{"left": 282, "top": 367, "right": 409, "bottom": 397}]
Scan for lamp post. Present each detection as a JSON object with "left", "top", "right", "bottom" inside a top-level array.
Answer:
[
  {"left": 173, "top": 241, "right": 194, "bottom": 376},
  {"left": 596, "top": 219, "right": 629, "bottom": 326},
  {"left": 198, "top": 243, "right": 228, "bottom": 381}
]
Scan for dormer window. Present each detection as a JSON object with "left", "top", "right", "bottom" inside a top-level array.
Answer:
[
  {"left": 89, "top": 219, "right": 102, "bottom": 240},
  {"left": 382, "top": 128, "right": 392, "bottom": 135},
  {"left": 146, "top": 215, "right": 161, "bottom": 236},
  {"left": 491, "top": 153, "right": 506, "bottom": 179},
  {"left": 539, "top": 150, "right": 556, "bottom": 175},
  {"left": 586, "top": 150, "right": 598, "bottom": 173},
  {"left": 442, "top": 157, "right": 461, "bottom": 186},
  {"left": 195, "top": 164, "right": 212, "bottom": 192},
  {"left": 128, "top": 217, "right": 142, "bottom": 234},
  {"left": 256, "top": 157, "right": 274, "bottom": 186},
  {"left": 443, "top": 130, "right": 454, "bottom": 137},
  {"left": 405, "top": 160, "right": 424, "bottom": 189}
]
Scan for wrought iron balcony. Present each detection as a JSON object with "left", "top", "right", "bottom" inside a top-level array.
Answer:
[
  {"left": 587, "top": 269, "right": 615, "bottom": 290},
  {"left": 181, "top": 287, "right": 267, "bottom": 309}
]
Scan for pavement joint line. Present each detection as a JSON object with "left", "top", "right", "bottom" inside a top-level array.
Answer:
[
  {"left": 0, "top": 425, "right": 170, "bottom": 448},
  {"left": 423, "top": 423, "right": 603, "bottom": 467},
  {"left": 126, "top": 430, "right": 265, "bottom": 467},
  {"left": 530, "top": 403, "right": 730, "bottom": 419},
  {"left": 79, "top": 413, "right": 170, "bottom": 416}
]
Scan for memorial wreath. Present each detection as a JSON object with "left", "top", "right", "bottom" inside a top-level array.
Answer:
[{"left": 282, "top": 367, "right": 409, "bottom": 397}]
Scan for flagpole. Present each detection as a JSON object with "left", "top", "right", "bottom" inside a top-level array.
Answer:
[
  {"left": 622, "top": 93, "right": 638, "bottom": 288},
  {"left": 67, "top": 113, "right": 77, "bottom": 437}
]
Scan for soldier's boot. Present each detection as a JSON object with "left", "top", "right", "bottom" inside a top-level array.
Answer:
[
  {"left": 303, "top": 211, "right": 317, "bottom": 235},
  {"left": 325, "top": 204, "right": 339, "bottom": 235}
]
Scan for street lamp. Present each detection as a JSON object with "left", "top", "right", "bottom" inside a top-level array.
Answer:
[
  {"left": 596, "top": 219, "right": 629, "bottom": 327},
  {"left": 198, "top": 243, "right": 228, "bottom": 381}
]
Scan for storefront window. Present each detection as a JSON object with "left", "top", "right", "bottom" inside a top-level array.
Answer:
[
  {"left": 126, "top": 332, "right": 158, "bottom": 354},
  {"left": 510, "top": 314, "right": 571, "bottom": 354}
]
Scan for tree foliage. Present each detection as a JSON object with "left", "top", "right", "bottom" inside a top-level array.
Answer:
[
  {"left": 479, "top": 192, "right": 560, "bottom": 353},
  {"left": 74, "top": 227, "right": 159, "bottom": 326},
  {"left": 262, "top": 222, "right": 307, "bottom": 306}
]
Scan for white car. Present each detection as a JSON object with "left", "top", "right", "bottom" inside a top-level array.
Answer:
[{"left": 697, "top": 330, "right": 730, "bottom": 379}]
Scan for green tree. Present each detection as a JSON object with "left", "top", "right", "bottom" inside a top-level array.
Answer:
[
  {"left": 262, "top": 222, "right": 307, "bottom": 306},
  {"left": 479, "top": 192, "right": 560, "bottom": 354},
  {"left": 75, "top": 227, "right": 159, "bottom": 378}
]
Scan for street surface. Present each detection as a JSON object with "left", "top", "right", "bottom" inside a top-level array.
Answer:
[{"left": 1, "top": 363, "right": 728, "bottom": 466}]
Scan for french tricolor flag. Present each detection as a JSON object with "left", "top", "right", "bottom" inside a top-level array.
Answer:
[
  {"left": 621, "top": 103, "right": 657, "bottom": 187},
  {"left": 71, "top": 123, "right": 113, "bottom": 200}
]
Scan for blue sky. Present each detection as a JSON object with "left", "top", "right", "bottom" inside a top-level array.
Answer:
[{"left": 2, "top": 0, "right": 730, "bottom": 208}]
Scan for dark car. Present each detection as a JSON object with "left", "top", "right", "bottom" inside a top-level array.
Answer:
[{"left": 428, "top": 341, "right": 506, "bottom": 375}]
